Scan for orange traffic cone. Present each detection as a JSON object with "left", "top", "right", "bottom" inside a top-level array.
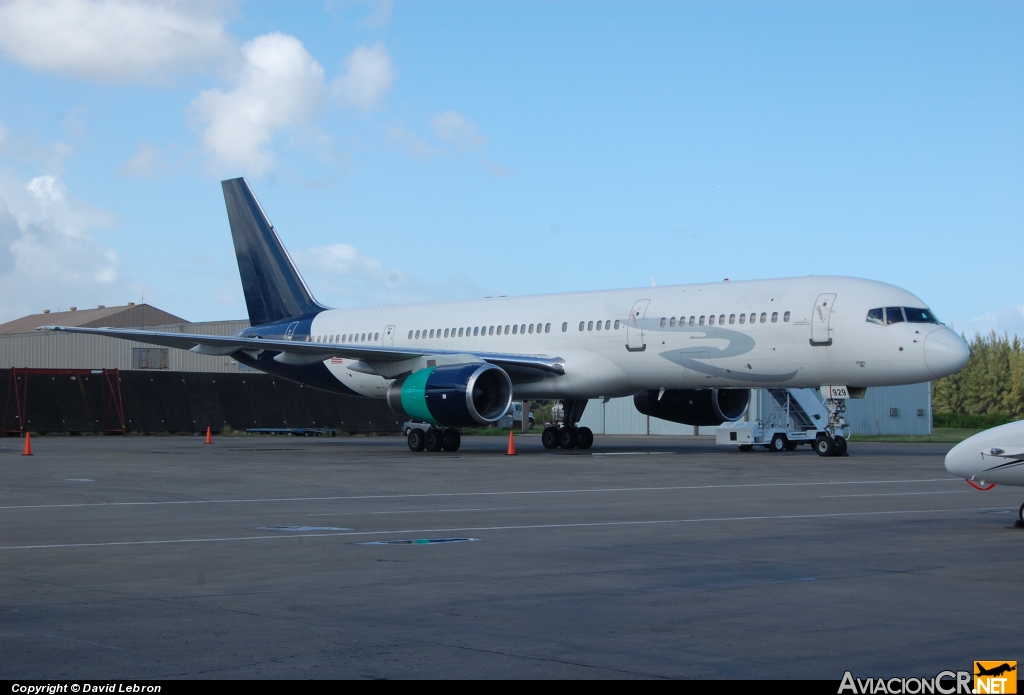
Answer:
[
  {"left": 22, "top": 431, "right": 32, "bottom": 456},
  {"left": 507, "top": 430, "right": 516, "bottom": 455},
  {"left": 205, "top": 426, "right": 212, "bottom": 444}
]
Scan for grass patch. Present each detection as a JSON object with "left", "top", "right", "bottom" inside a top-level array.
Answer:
[{"left": 848, "top": 428, "right": 983, "bottom": 444}]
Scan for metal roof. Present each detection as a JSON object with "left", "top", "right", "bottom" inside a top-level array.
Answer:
[{"left": 0, "top": 304, "right": 187, "bottom": 335}]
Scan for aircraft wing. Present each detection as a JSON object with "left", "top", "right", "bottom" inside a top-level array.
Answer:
[{"left": 37, "top": 325, "right": 566, "bottom": 375}]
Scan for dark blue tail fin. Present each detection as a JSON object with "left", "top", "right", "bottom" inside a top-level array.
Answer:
[{"left": 222, "top": 178, "right": 326, "bottom": 327}]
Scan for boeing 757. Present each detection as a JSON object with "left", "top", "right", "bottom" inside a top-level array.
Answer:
[{"left": 41, "top": 178, "right": 970, "bottom": 454}]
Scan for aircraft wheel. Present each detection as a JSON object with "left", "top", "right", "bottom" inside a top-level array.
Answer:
[
  {"left": 834, "top": 435, "right": 848, "bottom": 455},
  {"left": 770, "top": 434, "right": 787, "bottom": 452},
  {"left": 425, "top": 428, "right": 444, "bottom": 452},
  {"left": 815, "top": 434, "right": 836, "bottom": 457},
  {"left": 442, "top": 428, "right": 461, "bottom": 452},
  {"left": 558, "top": 426, "right": 578, "bottom": 449},
  {"left": 1018, "top": 502, "right": 1024, "bottom": 525},
  {"left": 738, "top": 445, "right": 753, "bottom": 452},
  {"left": 541, "top": 426, "right": 560, "bottom": 450},
  {"left": 785, "top": 440, "right": 800, "bottom": 451},
  {"left": 577, "top": 426, "right": 594, "bottom": 450},
  {"left": 407, "top": 428, "right": 426, "bottom": 452}
]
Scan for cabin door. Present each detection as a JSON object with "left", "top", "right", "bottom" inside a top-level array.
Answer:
[
  {"left": 383, "top": 325, "right": 395, "bottom": 346},
  {"left": 810, "top": 294, "right": 836, "bottom": 346},
  {"left": 626, "top": 299, "right": 650, "bottom": 352}
]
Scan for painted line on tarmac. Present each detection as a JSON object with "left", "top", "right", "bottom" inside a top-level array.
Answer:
[
  {"left": 0, "top": 478, "right": 962, "bottom": 511},
  {"left": 823, "top": 491, "right": 972, "bottom": 498},
  {"left": 0, "top": 506, "right": 1012, "bottom": 551}
]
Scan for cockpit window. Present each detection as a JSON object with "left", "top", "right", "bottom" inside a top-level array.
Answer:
[
  {"left": 886, "top": 307, "right": 905, "bottom": 324},
  {"left": 904, "top": 308, "right": 938, "bottom": 323},
  {"left": 866, "top": 308, "right": 884, "bottom": 325}
]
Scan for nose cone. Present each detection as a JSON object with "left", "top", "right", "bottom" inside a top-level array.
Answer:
[
  {"left": 944, "top": 438, "right": 978, "bottom": 478},
  {"left": 925, "top": 328, "right": 970, "bottom": 378}
]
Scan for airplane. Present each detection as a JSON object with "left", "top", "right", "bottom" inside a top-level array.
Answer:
[
  {"left": 41, "top": 178, "right": 970, "bottom": 455},
  {"left": 945, "top": 420, "right": 1024, "bottom": 525},
  {"left": 976, "top": 663, "right": 1017, "bottom": 678}
]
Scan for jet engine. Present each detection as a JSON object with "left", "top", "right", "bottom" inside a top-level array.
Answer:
[
  {"left": 386, "top": 363, "right": 513, "bottom": 428},
  {"left": 633, "top": 388, "right": 750, "bottom": 426}
]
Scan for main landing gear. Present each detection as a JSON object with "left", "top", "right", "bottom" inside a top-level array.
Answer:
[
  {"left": 541, "top": 425, "right": 594, "bottom": 450},
  {"left": 408, "top": 427, "right": 461, "bottom": 452}
]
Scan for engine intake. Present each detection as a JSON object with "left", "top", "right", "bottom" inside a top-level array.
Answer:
[
  {"left": 387, "top": 363, "right": 513, "bottom": 428},
  {"left": 633, "top": 388, "right": 750, "bottom": 426}
]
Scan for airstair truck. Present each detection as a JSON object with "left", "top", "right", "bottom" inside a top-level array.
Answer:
[{"left": 717, "top": 388, "right": 849, "bottom": 454}]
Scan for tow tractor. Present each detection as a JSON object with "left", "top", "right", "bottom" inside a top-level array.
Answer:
[{"left": 716, "top": 386, "right": 852, "bottom": 456}]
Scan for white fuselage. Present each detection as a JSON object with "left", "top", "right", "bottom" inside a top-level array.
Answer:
[
  {"left": 307, "top": 275, "right": 968, "bottom": 399},
  {"left": 945, "top": 421, "right": 1024, "bottom": 487}
]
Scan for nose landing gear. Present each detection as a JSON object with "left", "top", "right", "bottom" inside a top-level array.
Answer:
[{"left": 815, "top": 397, "right": 850, "bottom": 457}]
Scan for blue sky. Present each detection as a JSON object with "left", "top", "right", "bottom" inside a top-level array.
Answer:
[{"left": 0, "top": 1, "right": 1020, "bottom": 337}]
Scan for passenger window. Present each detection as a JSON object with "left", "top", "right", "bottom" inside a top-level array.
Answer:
[
  {"left": 488, "top": 326, "right": 493, "bottom": 335},
  {"left": 739, "top": 314, "right": 745, "bottom": 324},
  {"left": 886, "top": 307, "right": 905, "bottom": 324},
  {"left": 579, "top": 322, "right": 585, "bottom": 331},
  {"left": 760, "top": 313, "right": 766, "bottom": 323},
  {"left": 784, "top": 311, "right": 791, "bottom": 322},
  {"left": 512, "top": 325, "right": 518, "bottom": 335},
  {"left": 729, "top": 314, "right": 735, "bottom": 324},
  {"left": 699, "top": 316, "right": 705, "bottom": 326},
  {"left": 596, "top": 321, "right": 603, "bottom": 331},
  {"left": 708, "top": 315, "right": 715, "bottom": 326},
  {"left": 545, "top": 323, "right": 550, "bottom": 333},
  {"left": 442, "top": 328, "right": 447, "bottom": 338},
  {"left": 669, "top": 317, "right": 676, "bottom": 327},
  {"left": 614, "top": 320, "right": 620, "bottom": 329},
  {"left": 375, "top": 332, "right": 379, "bottom": 340},
  {"left": 415, "top": 330, "right": 420, "bottom": 339},
  {"left": 866, "top": 308, "right": 883, "bottom": 325},
  {"left": 505, "top": 325, "right": 510, "bottom": 334},
  {"left": 562, "top": 322, "right": 567, "bottom": 332},
  {"left": 457, "top": 328, "right": 462, "bottom": 337},
  {"left": 473, "top": 327, "right": 478, "bottom": 336},
  {"left": 588, "top": 321, "right": 594, "bottom": 331},
  {"left": 771, "top": 312, "right": 778, "bottom": 323},
  {"left": 660, "top": 317, "right": 666, "bottom": 328},
  {"left": 529, "top": 324, "right": 534, "bottom": 334},
  {"left": 718, "top": 314, "right": 725, "bottom": 325}
]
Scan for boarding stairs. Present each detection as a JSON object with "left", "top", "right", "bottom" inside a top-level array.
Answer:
[{"left": 766, "top": 388, "right": 827, "bottom": 432}]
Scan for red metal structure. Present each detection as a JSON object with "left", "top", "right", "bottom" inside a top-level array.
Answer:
[{"left": 3, "top": 368, "right": 125, "bottom": 435}]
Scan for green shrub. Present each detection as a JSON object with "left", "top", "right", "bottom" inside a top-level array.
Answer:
[{"left": 933, "top": 412, "right": 1014, "bottom": 429}]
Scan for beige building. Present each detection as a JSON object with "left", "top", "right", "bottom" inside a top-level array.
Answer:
[{"left": 0, "top": 304, "right": 251, "bottom": 373}]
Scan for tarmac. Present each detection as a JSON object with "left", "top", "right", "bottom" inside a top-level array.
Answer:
[{"left": 1, "top": 433, "right": 1021, "bottom": 679}]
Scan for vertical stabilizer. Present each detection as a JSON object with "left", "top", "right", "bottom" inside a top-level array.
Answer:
[{"left": 222, "top": 178, "right": 325, "bottom": 326}]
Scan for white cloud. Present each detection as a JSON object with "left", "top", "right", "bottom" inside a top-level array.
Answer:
[
  {"left": 0, "top": 0, "right": 234, "bottom": 83},
  {"left": 950, "top": 305, "right": 1024, "bottom": 340},
  {"left": 190, "top": 32, "right": 327, "bottom": 175},
  {"left": 431, "top": 110, "right": 486, "bottom": 150},
  {"left": 291, "top": 242, "right": 487, "bottom": 308},
  {"left": 119, "top": 142, "right": 166, "bottom": 178},
  {"left": 385, "top": 125, "right": 438, "bottom": 159},
  {"left": 362, "top": 0, "right": 393, "bottom": 29},
  {"left": 333, "top": 43, "right": 396, "bottom": 112},
  {"left": 0, "top": 170, "right": 132, "bottom": 323}
]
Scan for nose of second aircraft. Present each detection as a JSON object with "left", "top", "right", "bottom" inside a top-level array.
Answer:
[{"left": 925, "top": 328, "right": 970, "bottom": 378}]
